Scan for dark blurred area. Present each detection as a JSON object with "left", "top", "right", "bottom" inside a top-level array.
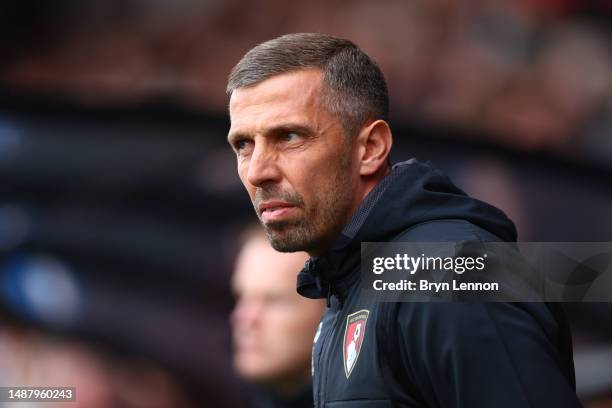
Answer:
[{"left": 0, "top": 0, "right": 611, "bottom": 406}]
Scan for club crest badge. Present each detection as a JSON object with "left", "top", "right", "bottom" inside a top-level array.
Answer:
[{"left": 343, "top": 309, "right": 369, "bottom": 378}]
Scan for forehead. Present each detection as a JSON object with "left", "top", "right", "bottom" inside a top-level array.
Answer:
[
  {"left": 232, "top": 237, "right": 308, "bottom": 294},
  {"left": 229, "top": 69, "right": 326, "bottom": 130}
]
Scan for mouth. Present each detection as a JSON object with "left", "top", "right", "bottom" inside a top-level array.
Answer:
[{"left": 258, "top": 201, "right": 297, "bottom": 222}]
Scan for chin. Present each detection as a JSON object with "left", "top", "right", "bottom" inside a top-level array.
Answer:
[
  {"left": 235, "top": 359, "right": 279, "bottom": 383},
  {"left": 264, "top": 223, "right": 325, "bottom": 254},
  {"left": 265, "top": 230, "right": 306, "bottom": 252},
  {"left": 269, "top": 239, "right": 303, "bottom": 253}
]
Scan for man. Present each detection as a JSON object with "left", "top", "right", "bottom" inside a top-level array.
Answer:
[
  {"left": 231, "top": 226, "right": 325, "bottom": 407},
  {"left": 226, "top": 33, "right": 582, "bottom": 407}
]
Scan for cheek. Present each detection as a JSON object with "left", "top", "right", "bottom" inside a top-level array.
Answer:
[
  {"left": 267, "top": 310, "right": 314, "bottom": 339},
  {"left": 292, "top": 162, "right": 331, "bottom": 203},
  {"left": 302, "top": 170, "right": 338, "bottom": 207},
  {"left": 237, "top": 163, "right": 256, "bottom": 198},
  {"left": 237, "top": 160, "right": 247, "bottom": 182},
  {"left": 261, "top": 320, "right": 311, "bottom": 360},
  {"left": 261, "top": 305, "right": 300, "bottom": 334}
]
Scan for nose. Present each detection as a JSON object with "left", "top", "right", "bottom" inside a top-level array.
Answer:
[
  {"left": 245, "top": 142, "right": 282, "bottom": 187},
  {"left": 231, "top": 298, "right": 262, "bottom": 331}
]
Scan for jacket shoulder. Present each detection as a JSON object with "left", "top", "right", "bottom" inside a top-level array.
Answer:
[
  {"left": 394, "top": 218, "right": 503, "bottom": 242},
  {"left": 380, "top": 300, "right": 580, "bottom": 407}
]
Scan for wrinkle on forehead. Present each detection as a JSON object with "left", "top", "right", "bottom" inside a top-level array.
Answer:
[{"left": 228, "top": 69, "right": 334, "bottom": 137}]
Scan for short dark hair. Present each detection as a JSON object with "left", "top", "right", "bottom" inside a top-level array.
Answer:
[{"left": 227, "top": 33, "right": 389, "bottom": 138}]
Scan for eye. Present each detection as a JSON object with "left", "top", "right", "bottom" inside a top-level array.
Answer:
[
  {"left": 233, "top": 138, "right": 252, "bottom": 154},
  {"left": 282, "top": 132, "right": 300, "bottom": 142}
]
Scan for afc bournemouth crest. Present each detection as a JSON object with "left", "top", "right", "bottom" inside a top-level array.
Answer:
[{"left": 343, "top": 309, "right": 369, "bottom": 378}]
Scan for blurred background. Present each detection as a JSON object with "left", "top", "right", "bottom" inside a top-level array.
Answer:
[{"left": 0, "top": 0, "right": 611, "bottom": 406}]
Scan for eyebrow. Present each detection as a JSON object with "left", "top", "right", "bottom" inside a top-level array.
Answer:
[{"left": 227, "top": 122, "right": 316, "bottom": 143}]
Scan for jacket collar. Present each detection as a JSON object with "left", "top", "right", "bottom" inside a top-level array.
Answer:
[
  {"left": 295, "top": 157, "right": 517, "bottom": 306},
  {"left": 296, "top": 161, "right": 406, "bottom": 304}
]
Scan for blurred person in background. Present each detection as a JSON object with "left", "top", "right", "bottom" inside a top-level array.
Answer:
[
  {"left": 231, "top": 225, "right": 325, "bottom": 408},
  {"left": 0, "top": 317, "right": 199, "bottom": 408}
]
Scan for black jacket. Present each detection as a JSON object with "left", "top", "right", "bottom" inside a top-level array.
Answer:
[
  {"left": 298, "top": 160, "right": 582, "bottom": 408},
  {"left": 242, "top": 383, "right": 314, "bottom": 408}
]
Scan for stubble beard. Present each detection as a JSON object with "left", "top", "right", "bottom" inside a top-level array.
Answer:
[{"left": 258, "top": 155, "right": 354, "bottom": 254}]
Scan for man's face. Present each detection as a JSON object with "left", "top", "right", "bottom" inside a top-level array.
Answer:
[
  {"left": 230, "top": 236, "right": 324, "bottom": 387},
  {"left": 228, "top": 69, "right": 360, "bottom": 254}
]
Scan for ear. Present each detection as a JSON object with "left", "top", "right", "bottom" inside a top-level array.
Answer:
[{"left": 356, "top": 120, "right": 393, "bottom": 177}]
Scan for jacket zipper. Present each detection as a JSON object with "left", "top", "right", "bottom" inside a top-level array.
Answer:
[{"left": 316, "top": 287, "right": 344, "bottom": 407}]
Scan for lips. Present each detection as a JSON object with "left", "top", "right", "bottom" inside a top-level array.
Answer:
[
  {"left": 258, "top": 201, "right": 293, "bottom": 213},
  {"left": 258, "top": 201, "right": 297, "bottom": 222}
]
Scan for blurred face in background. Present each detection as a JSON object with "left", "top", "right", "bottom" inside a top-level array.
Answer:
[
  {"left": 231, "top": 233, "right": 324, "bottom": 393},
  {"left": 228, "top": 69, "right": 361, "bottom": 255},
  {"left": 0, "top": 326, "right": 197, "bottom": 408}
]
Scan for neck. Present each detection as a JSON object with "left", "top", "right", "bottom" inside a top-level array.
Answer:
[
  {"left": 307, "top": 164, "right": 391, "bottom": 258},
  {"left": 359, "top": 164, "right": 391, "bottom": 202},
  {"left": 262, "top": 368, "right": 311, "bottom": 397}
]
